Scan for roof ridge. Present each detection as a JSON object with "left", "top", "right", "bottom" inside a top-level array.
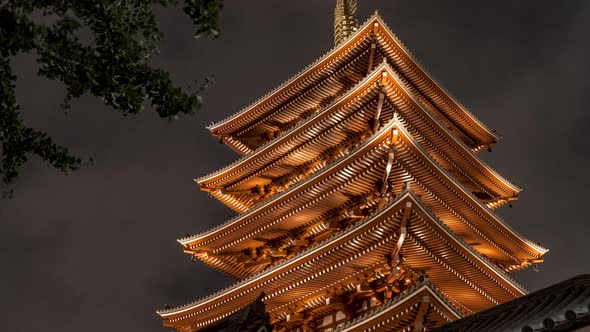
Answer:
[
  {"left": 383, "top": 67, "right": 521, "bottom": 194},
  {"left": 207, "top": 14, "right": 380, "bottom": 132},
  {"left": 404, "top": 189, "right": 529, "bottom": 295},
  {"left": 373, "top": 15, "right": 500, "bottom": 141},
  {"left": 195, "top": 62, "right": 387, "bottom": 184},
  {"left": 394, "top": 120, "right": 547, "bottom": 257},
  {"left": 334, "top": 281, "right": 464, "bottom": 331}
]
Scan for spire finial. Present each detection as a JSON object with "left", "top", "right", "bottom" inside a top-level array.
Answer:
[{"left": 334, "top": 0, "right": 360, "bottom": 46}]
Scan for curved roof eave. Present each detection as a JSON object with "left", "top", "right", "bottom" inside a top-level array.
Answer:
[{"left": 208, "top": 14, "right": 498, "bottom": 146}]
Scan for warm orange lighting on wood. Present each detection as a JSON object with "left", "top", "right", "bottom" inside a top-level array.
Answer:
[{"left": 158, "top": 3, "right": 547, "bottom": 331}]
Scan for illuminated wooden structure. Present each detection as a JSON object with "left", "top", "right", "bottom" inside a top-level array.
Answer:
[{"left": 158, "top": 2, "right": 548, "bottom": 331}]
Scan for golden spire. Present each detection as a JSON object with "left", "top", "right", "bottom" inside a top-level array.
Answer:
[{"left": 334, "top": 0, "right": 360, "bottom": 45}]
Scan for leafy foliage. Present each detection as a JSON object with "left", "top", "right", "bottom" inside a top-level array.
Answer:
[{"left": 0, "top": 0, "right": 223, "bottom": 197}]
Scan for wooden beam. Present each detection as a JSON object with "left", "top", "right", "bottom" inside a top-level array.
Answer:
[
  {"left": 414, "top": 295, "right": 431, "bottom": 331},
  {"left": 290, "top": 239, "right": 309, "bottom": 247},
  {"left": 244, "top": 257, "right": 272, "bottom": 268},
  {"left": 367, "top": 40, "right": 377, "bottom": 74},
  {"left": 270, "top": 250, "right": 287, "bottom": 257},
  {"left": 371, "top": 88, "right": 386, "bottom": 133}
]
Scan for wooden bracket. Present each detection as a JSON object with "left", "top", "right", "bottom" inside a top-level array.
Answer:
[{"left": 414, "top": 295, "right": 430, "bottom": 331}]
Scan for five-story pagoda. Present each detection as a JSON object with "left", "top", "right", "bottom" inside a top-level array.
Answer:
[{"left": 158, "top": 1, "right": 548, "bottom": 331}]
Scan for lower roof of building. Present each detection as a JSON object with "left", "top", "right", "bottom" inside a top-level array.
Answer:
[{"left": 431, "top": 274, "right": 590, "bottom": 332}]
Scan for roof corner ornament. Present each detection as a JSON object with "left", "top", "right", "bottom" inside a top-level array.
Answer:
[{"left": 334, "top": 0, "right": 360, "bottom": 46}]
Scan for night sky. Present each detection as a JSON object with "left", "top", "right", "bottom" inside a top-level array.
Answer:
[{"left": 3, "top": 1, "right": 590, "bottom": 331}]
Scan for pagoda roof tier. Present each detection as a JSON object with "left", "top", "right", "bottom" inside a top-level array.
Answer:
[
  {"left": 199, "top": 67, "right": 389, "bottom": 213},
  {"left": 332, "top": 281, "right": 462, "bottom": 332},
  {"left": 389, "top": 121, "right": 546, "bottom": 266},
  {"left": 182, "top": 120, "right": 545, "bottom": 278},
  {"left": 197, "top": 64, "right": 519, "bottom": 214},
  {"left": 208, "top": 14, "right": 498, "bottom": 154},
  {"left": 158, "top": 192, "right": 525, "bottom": 330},
  {"left": 217, "top": 41, "right": 372, "bottom": 155}
]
